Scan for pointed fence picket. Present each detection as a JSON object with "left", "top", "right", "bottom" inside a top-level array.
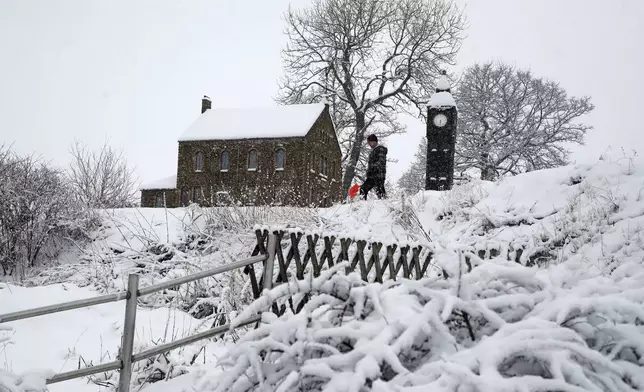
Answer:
[{"left": 244, "top": 228, "right": 438, "bottom": 316}]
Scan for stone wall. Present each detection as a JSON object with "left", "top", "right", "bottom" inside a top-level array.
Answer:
[
  {"left": 140, "top": 189, "right": 180, "bottom": 208},
  {"left": 302, "top": 109, "right": 343, "bottom": 207}
]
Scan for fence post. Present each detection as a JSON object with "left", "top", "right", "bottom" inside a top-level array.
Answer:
[
  {"left": 118, "top": 273, "right": 139, "bottom": 392},
  {"left": 262, "top": 233, "right": 277, "bottom": 292}
]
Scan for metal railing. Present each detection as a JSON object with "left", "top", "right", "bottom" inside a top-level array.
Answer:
[{"left": 0, "top": 234, "right": 278, "bottom": 392}]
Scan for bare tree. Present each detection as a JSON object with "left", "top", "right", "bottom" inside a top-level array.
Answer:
[
  {"left": 455, "top": 62, "right": 595, "bottom": 180},
  {"left": 68, "top": 141, "right": 138, "bottom": 209},
  {"left": 398, "top": 136, "right": 427, "bottom": 194},
  {"left": 0, "top": 147, "right": 85, "bottom": 276},
  {"left": 278, "top": 0, "right": 466, "bottom": 196}
]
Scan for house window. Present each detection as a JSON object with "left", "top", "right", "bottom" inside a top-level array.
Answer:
[
  {"left": 248, "top": 149, "right": 258, "bottom": 171},
  {"left": 195, "top": 152, "right": 204, "bottom": 172},
  {"left": 180, "top": 188, "right": 189, "bottom": 206},
  {"left": 319, "top": 156, "right": 329, "bottom": 176},
  {"left": 192, "top": 187, "right": 202, "bottom": 203},
  {"left": 221, "top": 151, "right": 229, "bottom": 171},
  {"left": 275, "top": 148, "right": 285, "bottom": 170},
  {"left": 155, "top": 194, "right": 164, "bottom": 207}
]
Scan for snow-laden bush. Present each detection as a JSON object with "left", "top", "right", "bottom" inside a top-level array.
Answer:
[
  {"left": 200, "top": 205, "right": 319, "bottom": 234},
  {"left": 0, "top": 146, "right": 93, "bottom": 277},
  {"left": 438, "top": 179, "right": 490, "bottom": 221},
  {"left": 67, "top": 140, "right": 138, "bottom": 209},
  {"left": 197, "top": 258, "right": 644, "bottom": 392}
]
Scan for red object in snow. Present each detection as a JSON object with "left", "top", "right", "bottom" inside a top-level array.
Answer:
[{"left": 348, "top": 184, "right": 360, "bottom": 199}]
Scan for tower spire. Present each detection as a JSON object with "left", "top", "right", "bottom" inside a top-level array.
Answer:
[{"left": 435, "top": 70, "right": 451, "bottom": 93}]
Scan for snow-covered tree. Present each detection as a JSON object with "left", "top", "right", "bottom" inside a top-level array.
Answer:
[
  {"left": 0, "top": 146, "right": 86, "bottom": 276},
  {"left": 455, "top": 62, "right": 594, "bottom": 180},
  {"left": 397, "top": 136, "right": 427, "bottom": 194},
  {"left": 277, "top": 0, "right": 466, "bottom": 196},
  {"left": 67, "top": 140, "right": 138, "bottom": 209}
]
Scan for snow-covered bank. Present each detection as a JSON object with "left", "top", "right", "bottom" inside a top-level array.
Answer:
[
  {"left": 0, "top": 283, "right": 233, "bottom": 392},
  {"left": 197, "top": 153, "right": 644, "bottom": 391},
  {"left": 2, "top": 152, "right": 643, "bottom": 391},
  {"left": 199, "top": 260, "right": 644, "bottom": 391},
  {"left": 320, "top": 152, "right": 644, "bottom": 274}
]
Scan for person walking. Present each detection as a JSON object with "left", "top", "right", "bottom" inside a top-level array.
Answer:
[{"left": 360, "top": 134, "right": 387, "bottom": 200}]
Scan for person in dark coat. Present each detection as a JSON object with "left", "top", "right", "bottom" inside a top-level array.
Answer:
[{"left": 360, "top": 134, "right": 387, "bottom": 200}]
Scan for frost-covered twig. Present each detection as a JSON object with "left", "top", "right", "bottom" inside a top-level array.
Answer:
[{"left": 198, "top": 257, "right": 644, "bottom": 392}]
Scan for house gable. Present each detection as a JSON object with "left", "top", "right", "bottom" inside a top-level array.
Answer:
[{"left": 302, "top": 106, "right": 343, "bottom": 205}]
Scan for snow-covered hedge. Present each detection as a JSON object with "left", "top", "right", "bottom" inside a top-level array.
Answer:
[{"left": 197, "top": 257, "right": 644, "bottom": 392}]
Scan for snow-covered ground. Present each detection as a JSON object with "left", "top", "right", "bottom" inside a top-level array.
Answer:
[
  {"left": 0, "top": 284, "right": 231, "bottom": 392},
  {"left": 1, "top": 151, "right": 643, "bottom": 391}
]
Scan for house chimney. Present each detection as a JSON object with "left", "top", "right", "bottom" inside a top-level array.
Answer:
[{"left": 201, "top": 95, "right": 212, "bottom": 114}]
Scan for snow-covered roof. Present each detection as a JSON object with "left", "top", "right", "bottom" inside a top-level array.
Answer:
[
  {"left": 436, "top": 74, "right": 451, "bottom": 91},
  {"left": 139, "top": 174, "right": 177, "bottom": 190},
  {"left": 428, "top": 91, "right": 456, "bottom": 108},
  {"left": 178, "top": 103, "right": 327, "bottom": 142}
]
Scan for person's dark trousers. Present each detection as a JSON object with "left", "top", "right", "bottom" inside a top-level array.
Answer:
[{"left": 360, "top": 178, "right": 386, "bottom": 200}]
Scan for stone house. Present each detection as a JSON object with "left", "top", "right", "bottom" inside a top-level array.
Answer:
[{"left": 140, "top": 96, "right": 342, "bottom": 208}]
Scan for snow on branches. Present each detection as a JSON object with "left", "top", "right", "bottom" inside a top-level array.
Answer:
[
  {"left": 454, "top": 62, "right": 594, "bottom": 180},
  {"left": 198, "top": 257, "right": 644, "bottom": 392},
  {"left": 0, "top": 145, "right": 91, "bottom": 276}
]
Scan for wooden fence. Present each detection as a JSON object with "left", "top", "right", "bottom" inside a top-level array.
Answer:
[
  {"left": 244, "top": 228, "right": 437, "bottom": 315},
  {"left": 242, "top": 228, "right": 531, "bottom": 316}
]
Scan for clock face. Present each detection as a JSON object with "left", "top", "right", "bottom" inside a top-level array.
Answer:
[{"left": 433, "top": 114, "right": 448, "bottom": 128}]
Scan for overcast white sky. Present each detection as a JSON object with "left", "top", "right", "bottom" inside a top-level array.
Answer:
[{"left": 1, "top": 0, "right": 643, "bottom": 185}]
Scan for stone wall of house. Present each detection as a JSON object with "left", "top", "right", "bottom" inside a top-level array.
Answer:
[
  {"left": 169, "top": 107, "right": 342, "bottom": 208},
  {"left": 302, "top": 109, "right": 343, "bottom": 207},
  {"left": 140, "top": 189, "right": 180, "bottom": 208}
]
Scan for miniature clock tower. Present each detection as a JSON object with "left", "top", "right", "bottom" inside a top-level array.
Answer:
[{"left": 425, "top": 70, "right": 457, "bottom": 191}]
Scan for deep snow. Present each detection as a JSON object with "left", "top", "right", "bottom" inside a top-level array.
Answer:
[{"left": 1, "top": 149, "right": 643, "bottom": 391}]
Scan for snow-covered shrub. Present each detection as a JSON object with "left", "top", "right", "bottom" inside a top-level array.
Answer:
[
  {"left": 67, "top": 140, "right": 138, "bottom": 209},
  {"left": 198, "top": 259, "right": 644, "bottom": 392},
  {"left": 389, "top": 194, "right": 431, "bottom": 242},
  {"left": 0, "top": 147, "right": 91, "bottom": 277},
  {"left": 200, "top": 205, "right": 318, "bottom": 234},
  {"left": 437, "top": 180, "right": 489, "bottom": 223}
]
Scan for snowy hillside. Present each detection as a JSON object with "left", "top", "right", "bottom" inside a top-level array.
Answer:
[
  {"left": 1, "top": 151, "right": 643, "bottom": 391},
  {"left": 200, "top": 152, "right": 644, "bottom": 391}
]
